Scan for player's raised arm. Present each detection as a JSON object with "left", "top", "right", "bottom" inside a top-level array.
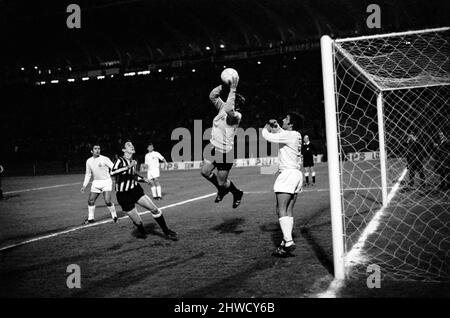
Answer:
[
  {"left": 262, "top": 123, "right": 292, "bottom": 144},
  {"left": 81, "top": 161, "right": 92, "bottom": 193},
  {"left": 222, "top": 76, "right": 239, "bottom": 117},
  {"left": 209, "top": 85, "right": 225, "bottom": 110}
]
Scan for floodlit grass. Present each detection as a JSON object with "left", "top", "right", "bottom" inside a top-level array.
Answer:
[{"left": 0, "top": 165, "right": 448, "bottom": 297}]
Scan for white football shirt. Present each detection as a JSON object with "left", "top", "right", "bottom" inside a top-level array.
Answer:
[
  {"left": 83, "top": 155, "right": 114, "bottom": 187},
  {"left": 145, "top": 151, "right": 165, "bottom": 171},
  {"left": 262, "top": 128, "right": 302, "bottom": 171}
]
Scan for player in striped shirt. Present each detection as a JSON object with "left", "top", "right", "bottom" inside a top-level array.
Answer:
[
  {"left": 111, "top": 140, "right": 177, "bottom": 240},
  {"left": 262, "top": 112, "right": 303, "bottom": 257},
  {"left": 80, "top": 144, "right": 117, "bottom": 224},
  {"left": 200, "top": 75, "right": 244, "bottom": 209}
]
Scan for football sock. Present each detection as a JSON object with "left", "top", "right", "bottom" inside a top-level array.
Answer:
[
  {"left": 88, "top": 205, "right": 95, "bottom": 220},
  {"left": 151, "top": 186, "right": 157, "bottom": 198},
  {"left": 107, "top": 203, "right": 117, "bottom": 219},
  {"left": 305, "top": 172, "right": 309, "bottom": 184},
  {"left": 312, "top": 172, "right": 316, "bottom": 184},
  {"left": 228, "top": 181, "right": 239, "bottom": 195},
  {"left": 207, "top": 173, "right": 220, "bottom": 191},
  {"left": 127, "top": 208, "right": 143, "bottom": 226},
  {"left": 156, "top": 186, "right": 162, "bottom": 198},
  {"left": 153, "top": 214, "right": 169, "bottom": 233},
  {"left": 279, "top": 216, "right": 294, "bottom": 245}
]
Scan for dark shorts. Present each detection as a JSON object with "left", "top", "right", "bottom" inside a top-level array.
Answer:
[
  {"left": 211, "top": 146, "right": 234, "bottom": 171},
  {"left": 116, "top": 184, "right": 145, "bottom": 212},
  {"left": 303, "top": 157, "right": 314, "bottom": 168}
]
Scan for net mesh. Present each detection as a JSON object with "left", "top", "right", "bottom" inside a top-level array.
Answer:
[{"left": 332, "top": 28, "right": 450, "bottom": 281}]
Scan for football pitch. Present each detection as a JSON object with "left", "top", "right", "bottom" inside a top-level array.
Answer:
[{"left": 0, "top": 164, "right": 449, "bottom": 298}]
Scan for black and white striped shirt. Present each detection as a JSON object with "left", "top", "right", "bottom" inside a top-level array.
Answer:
[{"left": 111, "top": 156, "right": 145, "bottom": 192}]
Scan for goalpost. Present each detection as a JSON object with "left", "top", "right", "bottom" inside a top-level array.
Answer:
[{"left": 321, "top": 27, "right": 450, "bottom": 281}]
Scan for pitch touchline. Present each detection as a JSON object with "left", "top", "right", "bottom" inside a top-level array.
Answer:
[
  {"left": 245, "top": 186, "right": 393, "bottom": 194},
  {"left": 4, "top": 182, "right": 81, "bottom": 194},
  {"left": 0, "top": 192, "right": 216, "bottom": 252}
]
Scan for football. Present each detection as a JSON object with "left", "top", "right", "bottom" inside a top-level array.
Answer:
[{"left": 220, "top": 68, "right": 239, "bottom": 85}]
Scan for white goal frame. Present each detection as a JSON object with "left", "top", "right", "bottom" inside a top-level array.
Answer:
[{"left": 320, "top": 26, "right": 450, "bottom": 280}]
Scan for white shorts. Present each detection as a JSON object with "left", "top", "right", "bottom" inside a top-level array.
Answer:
[
  {"left": 273, "top": 169, "right": 303, "bottom": 194},
  {"left": 147, "top": 169, "right": 160, "bottom": 180},
  {"left": 91, "top": 179, "right": 113, "bottom": 193}
]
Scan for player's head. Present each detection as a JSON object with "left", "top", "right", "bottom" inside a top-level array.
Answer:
[
  {"left": 282, "top": 112, "right": 304, "bottom": 131},
  {"left": 90, "top": 144, "right": 101, "bottom": 157},
  {"left": 147, "top": 143, "right": 154, "bottom": 152},
  {"left": 235, "top": 93, "right": 246, "bottom": 111},
  {"left": 303, "top": 135, "right": 310, "bottom": 143},
  {"left": 122, "top": 140, "right": 135, "bottom": 155}
]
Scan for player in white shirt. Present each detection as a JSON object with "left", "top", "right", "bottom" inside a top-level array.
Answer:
[
  {"left": 262, "top": 112, "right": 303, "bottom": 257},
  {"left": 200, "top": 75, "right": 245, "bottom": 209},
  {"left": 80, "top": 144, "right": 117, "bottom": 224},
  {"left": 145, "top": 143, "right": 168, "bottom": 200}
]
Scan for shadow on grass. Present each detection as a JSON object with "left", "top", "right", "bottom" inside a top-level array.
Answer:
[
  {"left": 260, "top": 222, "right": 283, "bottom": 248},
  {"left": 210, "top": 218, "right": 245, "bottom": 234},
  {"left": 175, "top": 256, "right": 283, "bottom": 298},
  {"left": 299, "top": 227, "right": 334, "bottom": 275},
  {"left": 72, "top": 252, "right": 206, "bottom": 297},
  {"left": 131, "top": 223, "right": 166, "bottom": 240}
]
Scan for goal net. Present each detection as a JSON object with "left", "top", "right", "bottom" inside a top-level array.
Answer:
[{"left": 321, "top": 27, "right": 450, "bottom": 282}]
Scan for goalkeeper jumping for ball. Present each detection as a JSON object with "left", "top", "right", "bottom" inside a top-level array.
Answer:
[{"left": 200, "top": 74, "right": 245, "bottom": 209}]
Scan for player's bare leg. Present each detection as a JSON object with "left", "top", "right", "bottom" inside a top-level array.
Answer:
[
  {"left": 122, "top": 206, "right": 147, "bottom": 238},
  {"left": 148, "top": 178, "right": 157, "bottom": 199},
  {"left": 102, "top": 191, "right": 117, "bottom": 222},
  {"left": 274, "top": 193, "right": 296, "bottom": 257},
  {"left": 201, "top": 160, "right": 221, "bottom": 196},
  {"left": 217, "top": 169, "right": 243, "bottom": 208},
  {"left": 287, "top": 193, "right": 298, "bottom": 216},
  {"left": 310, "top": 167, "right": 316, "bottom": 185},
  {"left": 154, "top": 177, "right": 163, "bottom": 200},
  {"left": 85, "top": 192, "right": 100, "bottom": 224},
  {"left": 137, "top": 195, "right": 178, "bottom": 240}
]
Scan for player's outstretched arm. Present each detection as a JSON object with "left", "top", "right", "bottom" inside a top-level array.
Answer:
[
  {"left": 110, "top": 159, "right": 134, "bottom": 176},
  {"left": 223, "top": 76, "right": 239, "bottom": 117},
  {"left": 135, "top": 174, "right": 149, "bottom": 183},
  {"left": 209, "top": 85, "right": 225, "bottom": 110}
]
